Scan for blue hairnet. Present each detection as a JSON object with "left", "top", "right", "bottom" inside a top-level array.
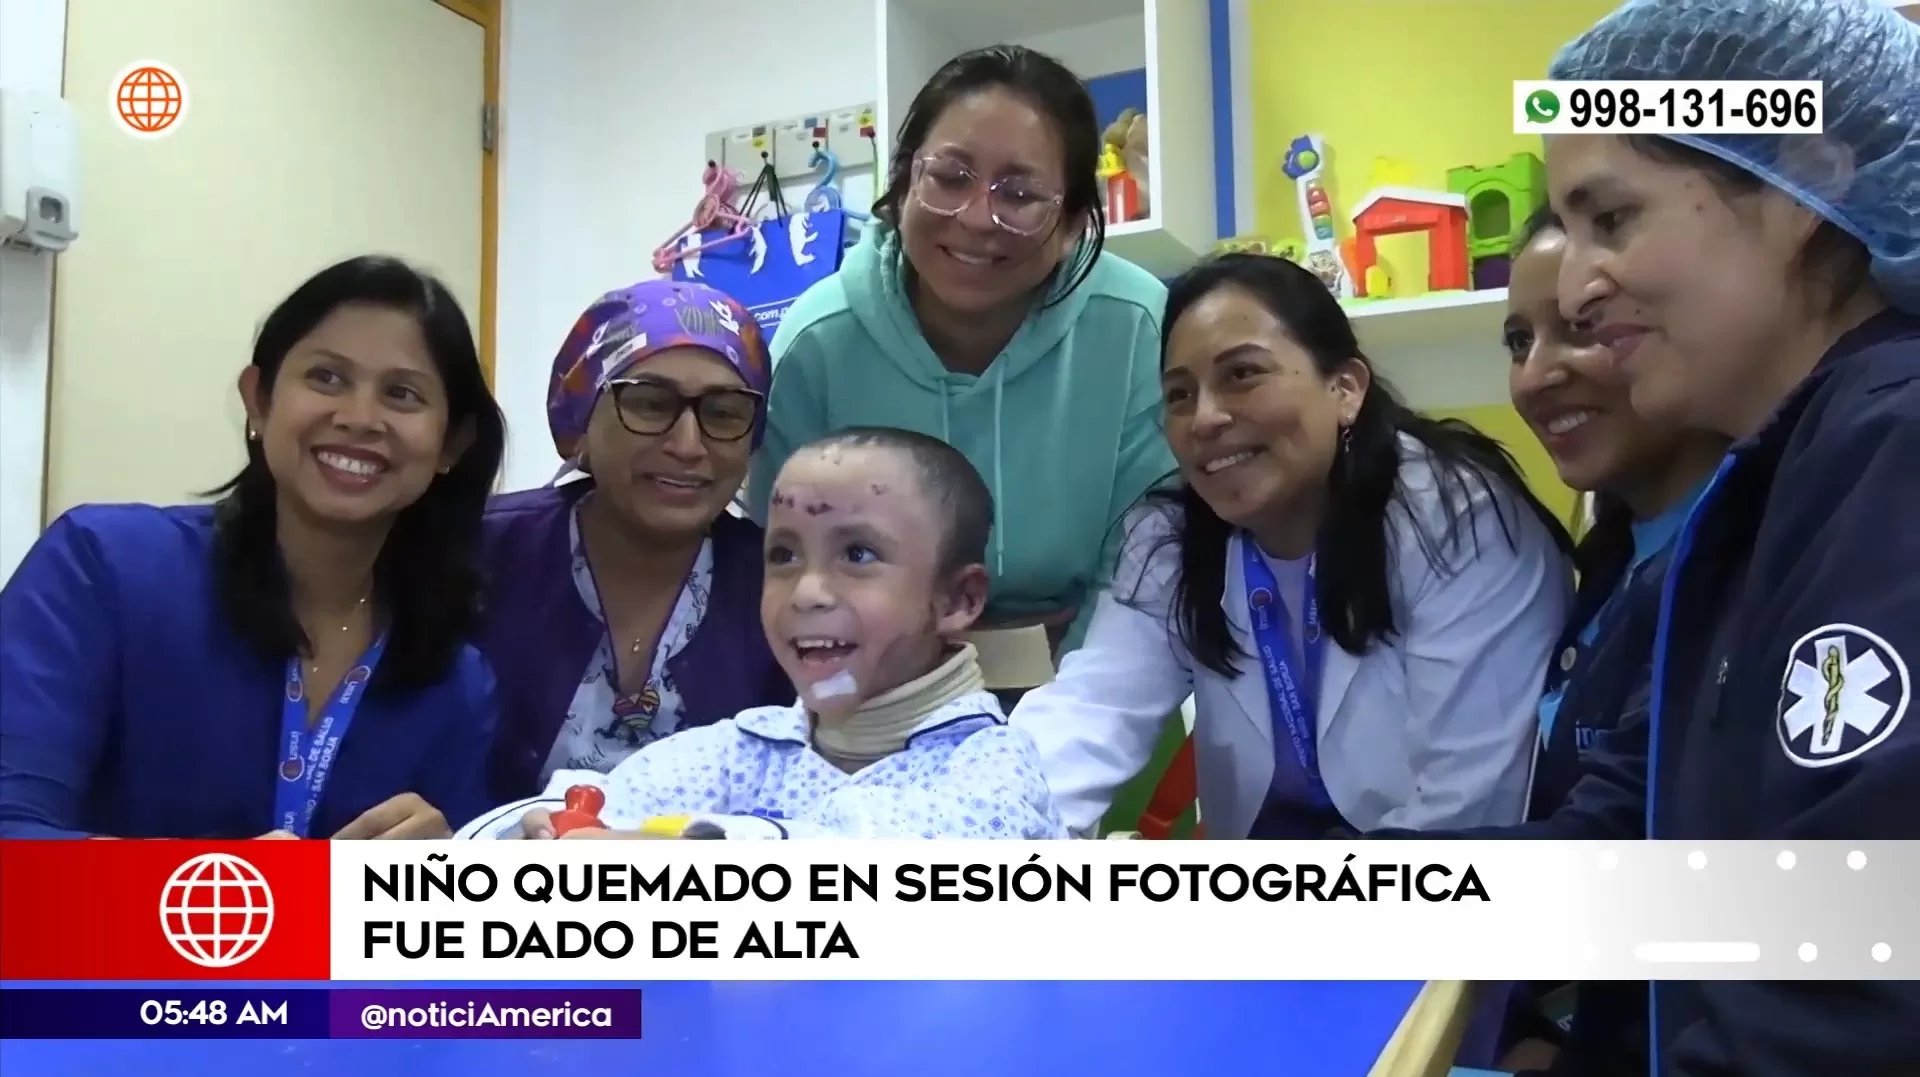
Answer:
[{"left": 1549, "top": 0, "right": 1920, "bottom": 313}]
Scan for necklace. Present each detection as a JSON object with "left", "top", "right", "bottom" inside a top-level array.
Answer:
[{"left": 306, "top": 595, "right": 369, "bottom": 677}]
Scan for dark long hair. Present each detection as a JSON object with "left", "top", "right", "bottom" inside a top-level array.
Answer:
[
  {"left": 1512, "top": 205, "right": 1635, "bottom": 588},
  {"left": 1134, "top": 253, "right": 1573, "bottom": 677},
  {"left": 205, "top": 255, "right": 506, "bottom": 694},
  {"left": 873, "top": 44, "right": 1105, "bottom": 307}
]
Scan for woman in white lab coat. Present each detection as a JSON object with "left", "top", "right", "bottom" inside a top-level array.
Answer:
[{"left": 1011, "top": 254, "right": 1574, "bottom": 838}]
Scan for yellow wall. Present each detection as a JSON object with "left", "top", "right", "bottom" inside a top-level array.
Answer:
[
  {"left": 1247, "top": 0, "right": 1610, "bottom": 244},
  {"left": 1433, "top": 405, "right": 1577, "bottom": 526},
  {"left": 1246, "top": 0, "right": 1612, "bottom": 523}
]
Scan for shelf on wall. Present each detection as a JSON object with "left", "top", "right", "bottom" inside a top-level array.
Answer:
[
  {"left": 1348, "top": 287, "right": 1507, "bottom": 346},
  {"left": 878, "top": 0, "right": 1216, "bottom": 278},
  {"left": 1347, "top": 289, "right": 1511, "bottom": 411},
  {"left": 1104, "top": 215, "right": 1202, "bottom": 277}
]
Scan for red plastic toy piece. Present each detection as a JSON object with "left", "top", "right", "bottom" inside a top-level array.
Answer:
[
  {"left": 549, "top": 784, "right": 606, "bottom": 836},
  {"left": 567, "top": 784, "right": 606, "bottom": 816}
]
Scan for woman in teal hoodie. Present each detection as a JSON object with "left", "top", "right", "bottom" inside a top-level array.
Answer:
[{"left": 748, "top": 45, "right": 1173, "bottom": 658}]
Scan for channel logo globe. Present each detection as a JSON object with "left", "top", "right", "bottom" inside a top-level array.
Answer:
[
  {"left": 112, "top": 61, "right": 187, "bottom": 138},
  {"left": 159, "top": 853, "right": 275, "bottom": 968}
]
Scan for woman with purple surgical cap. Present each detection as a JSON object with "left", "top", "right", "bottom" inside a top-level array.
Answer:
[{"left": 477, "top": 280, "right": 792, "bottom": 800}]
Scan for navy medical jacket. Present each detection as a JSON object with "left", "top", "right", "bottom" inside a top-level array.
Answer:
[
  {"left": 1513, "top": 543, "right": 1668, "bottom": 1077},
  {"left": 1514, "top": 310, "right": 1920, "bottom": 1075}
]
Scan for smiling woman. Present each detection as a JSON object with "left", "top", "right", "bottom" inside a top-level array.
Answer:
[
  {"left": 0, "top": 255, "right": 507, "bottom": 839},
  {"left": 1483, "top": 209, "right": 1729, "bottom": 1074},
  {"left": 1014, "top": 252, "right": 1575, "bottom": 841},
  {"left": 1486, "top": 0, "right": 1920, "bottom": 1068},
  {"left": 1503, "top": 207, "right": 1728, "bottom": 804},
  {"left": 748, "top": 46, "right": 1173, "bottom": 687},
  {"left": 475, "top": 279, "right": 793, "bottom": 803}
]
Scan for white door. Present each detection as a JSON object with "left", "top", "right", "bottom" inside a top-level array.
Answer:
[{"left": 47, "top": 0, "right": 484, "bottom": 515}]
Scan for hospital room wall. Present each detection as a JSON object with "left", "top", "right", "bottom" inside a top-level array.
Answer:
[
  {"left": 1246, "top": 0, "right": 1618, "bottom": 528},
  {"left": 0, "top": 0, "right": 66, "bottom": 582},
  {"left": 495, "top": 1, "right": 1603, "bottom": 517},
  {"left": 1, "top": 0, "right": 1630, "bottom": 576},
  {"left": 492, "top": 1, "right": 1147, "bottom": 494},
  {"left": 492, "top": 0, "right": 880, "bottom": 493}
]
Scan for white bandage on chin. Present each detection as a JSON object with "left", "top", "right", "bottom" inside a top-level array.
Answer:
[{"left": 806, "top": 670, "right": 859, "bottom": 700}]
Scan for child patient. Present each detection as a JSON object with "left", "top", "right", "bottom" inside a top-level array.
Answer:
[{"left": 457, "top": 427, "right": 1066, "bottom": 840}]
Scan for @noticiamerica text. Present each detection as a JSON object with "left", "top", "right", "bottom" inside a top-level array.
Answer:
[{"left": 357, "top": 998, "right": 617, "bottom": 1031}]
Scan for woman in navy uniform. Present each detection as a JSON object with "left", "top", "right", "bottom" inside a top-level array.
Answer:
[
  {"left": 1498, "top": 1, "right": 1920, "bottom": 1074},
  {"left": 1504, "top": 208, "right": 1728, "bottom": 828},
  {"left": 1494, "top": 208, "right": 1728, "bottom": 1076}
]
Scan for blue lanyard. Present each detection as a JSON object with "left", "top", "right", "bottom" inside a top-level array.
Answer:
[
  {"left": 1241, "top": 539, "right": 1330, "bottom": 808},
  {"left": 276, "top": 634, "right": 387, "bottom": 837}
]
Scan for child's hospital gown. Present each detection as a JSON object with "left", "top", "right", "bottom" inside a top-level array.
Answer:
[{"left": 454, "top": 692, "right": 1068, "bottom": 839}]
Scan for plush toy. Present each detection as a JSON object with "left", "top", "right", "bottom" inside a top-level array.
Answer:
[{"left": 1101, "top": 108, "right": 1151, "bottom": 215}]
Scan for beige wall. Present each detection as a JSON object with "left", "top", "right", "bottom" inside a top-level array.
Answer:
[
  {"left": 0, "top": 0, "right": 66, "bottom": 582},
  {"left": 44, "top": 0, "right": 485, "bottom": 518},
  {"left": 492, "top": 0, "right": 878, "bottom": 492}
]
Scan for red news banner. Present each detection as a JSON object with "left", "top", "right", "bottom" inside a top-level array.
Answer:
[
  {"left": 0, "top": 840, "right": 332, "bottom": 980},
  {"left": 0, "top": 841, "right": 639, "bottom": 1040}
]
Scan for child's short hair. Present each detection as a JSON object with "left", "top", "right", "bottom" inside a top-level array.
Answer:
[{"left": 792, "top": 427, "right": 993, "bottom": 575}]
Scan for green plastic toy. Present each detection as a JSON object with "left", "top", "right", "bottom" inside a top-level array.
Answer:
[{"left": 1446, "top": 151, "right": 1547, "bottom": 290}]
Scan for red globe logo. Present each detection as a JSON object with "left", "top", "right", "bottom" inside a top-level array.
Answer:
[
  {"left": 113, "top": 62, "right": 186, "bottom": 137},
  {"left": 159, "top": 853, "right": 275, "bottom": 969}
]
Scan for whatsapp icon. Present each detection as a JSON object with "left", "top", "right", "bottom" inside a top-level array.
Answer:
[{"left": 1525, "top": 89, "right": 1561, "bottom": 124}]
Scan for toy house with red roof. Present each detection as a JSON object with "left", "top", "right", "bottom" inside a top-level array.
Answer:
[{"left": 1348, "top": 187, "right": 1470, "bottom": 298}]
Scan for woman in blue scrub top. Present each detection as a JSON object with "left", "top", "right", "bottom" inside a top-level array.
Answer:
[
  {"left": 1439, "top": 1, "right": 1920, "bottom": 1071},
  {"left": 1507, "top": 209, "right": 1730, "bottom": 823},
  {"left": 1494, "top": 209, "right": 1728, "bottom": 1077},
  {"left": 0, "top": 255, "right": 507, "bottom": 840}
]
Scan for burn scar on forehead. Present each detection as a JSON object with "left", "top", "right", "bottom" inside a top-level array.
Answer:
[
  {"left": 776, "top": 449, "right": 899, "bottom": 518},
  {"left": 771, "top": 484, "right": 839, "bottom": 517}
]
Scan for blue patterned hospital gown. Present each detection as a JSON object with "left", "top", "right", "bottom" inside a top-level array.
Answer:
[{"left": 456, "top": 692, "right": 1067, "bottom": 839}]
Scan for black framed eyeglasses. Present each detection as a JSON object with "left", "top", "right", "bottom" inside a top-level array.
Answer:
[{"left": 607, "top": 378, "right": 763, "bottom": 442}]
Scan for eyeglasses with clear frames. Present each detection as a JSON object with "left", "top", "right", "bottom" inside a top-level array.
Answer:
[{"left": 910, "top": 155, "right": 1065, "bottom": 237}]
